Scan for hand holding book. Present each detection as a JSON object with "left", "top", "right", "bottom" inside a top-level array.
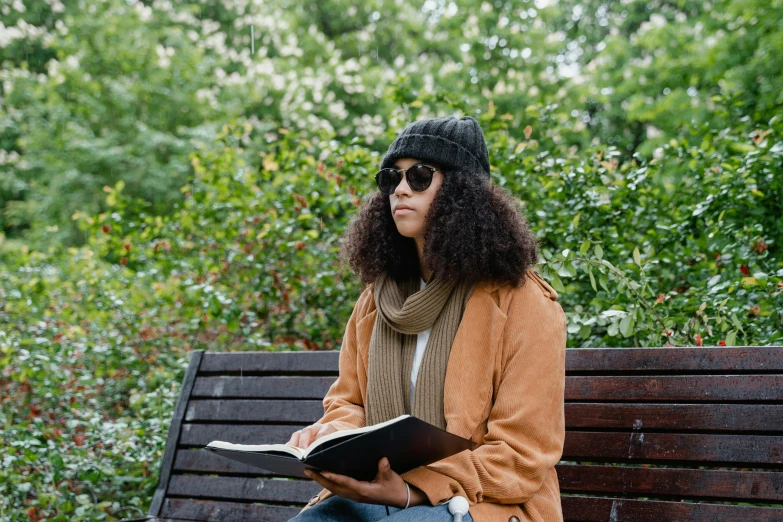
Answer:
[
  {"left": 304, "top": 456, "right": 430, "bottom": 508},
  {"left": 206, "top": 414, "right": 477, "bottom": 482}
]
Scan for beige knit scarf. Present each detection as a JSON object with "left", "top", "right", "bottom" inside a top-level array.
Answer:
[{"left": 365, "top": 270, "right": 477, "bottom": 430}]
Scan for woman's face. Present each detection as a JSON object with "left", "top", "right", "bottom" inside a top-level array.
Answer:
[{"left": 388, "top": 157, "right": 444, "bottom": 239}]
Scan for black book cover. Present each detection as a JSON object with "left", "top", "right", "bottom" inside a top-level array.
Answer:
[{"left": 205, "top": 415, "right": 477, "bottom": 481}]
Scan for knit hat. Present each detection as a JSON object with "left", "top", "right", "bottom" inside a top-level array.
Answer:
[{"left": 380, "top": 115, "right": 491, "bottom": 180}]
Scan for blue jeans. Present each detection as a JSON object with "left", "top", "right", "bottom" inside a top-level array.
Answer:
[{"left": 288, "top": 494, "right": 474, "bottom": 522}]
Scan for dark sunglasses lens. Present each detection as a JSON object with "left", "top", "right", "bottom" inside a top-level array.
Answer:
[
  {"left": 376, "top": 169, "right": 400, "bottom": 194},
  {"left": 408, "top": 165, "right": 433, "bottom": 191}
]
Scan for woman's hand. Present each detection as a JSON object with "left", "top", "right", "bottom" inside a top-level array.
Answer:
[
  {"left": 304, "top": 457, "right": 429, "bottom": 508},
  {"left": 286, "top": 422, "right": 337, "bottom": 449}
]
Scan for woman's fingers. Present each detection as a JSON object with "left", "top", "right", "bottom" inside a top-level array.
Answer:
[
  {"left": 286, "top": 429, "right": 302, "bottom": 447},
  {"left": 305, "top": 469, "right": 362, "bottom": 501},
  {"left": 288, "top": 423, "right": 327, "bottom": 449},
  {"left": 299, "top": 429, "right": 313, "bottom": 449}
]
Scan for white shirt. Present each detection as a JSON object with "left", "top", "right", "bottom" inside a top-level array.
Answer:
[{"left": 410, "top": 277, "right": 432, "bottom": 410}]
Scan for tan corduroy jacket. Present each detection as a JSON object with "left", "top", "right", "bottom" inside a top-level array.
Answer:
[{"left": 298, "top": 269, "right": 567, "bottom": 522}]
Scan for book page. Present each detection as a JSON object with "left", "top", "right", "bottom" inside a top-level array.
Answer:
[
  {"left": 206, "top": 414, "right": 411, "bottom": 460},
  {"left": 206, "top": 441, "right": 304, "bottom": 459},
  {"left": 301, "top": 414, "right": 411, "bottom": 458}
]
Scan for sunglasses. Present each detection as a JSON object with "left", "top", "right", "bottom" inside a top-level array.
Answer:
[{"left": 375, "top": 163, "right": 440, "bottom": 195}]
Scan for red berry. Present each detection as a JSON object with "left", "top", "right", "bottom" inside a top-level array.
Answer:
[
  {"left": 739, "top": 264, "right": 750, "bottom": 276},
  {"left": 102, "top": 224, "right": 111, "bottom": 233},
  {"left": 718, "top": 340, "right": 727, "bottom": 346},
  {"left": 120, "top": 257, "right": 128, "bottom": 266},
  {"left": 694, "top": 333, "right": 703, "bottom": 346},
  {"left": 123, "top": 243, "right": 131, "bottom": 251}
]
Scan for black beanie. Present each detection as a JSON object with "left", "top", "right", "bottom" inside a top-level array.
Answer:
[{"left": 380, "top": 115, "right": 491, "bottom": 180}]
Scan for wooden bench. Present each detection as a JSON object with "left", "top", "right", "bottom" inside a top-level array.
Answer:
[{"left": 127, "top": 346, "right": 783, "bottom": 521}]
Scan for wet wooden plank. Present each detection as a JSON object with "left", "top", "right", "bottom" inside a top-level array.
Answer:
[
  {"left": 148, "top": 350, "right": 203, "bottom": 517},
  {"left": 184, "top": 400, "right": 324, "bottom": 423},
  {"left": 179, "top": 423, "right": 309, "bottom": 447},
  {"left": 566, "top": 375, "right": 783, "bottom": 402},
  {"left": 564, "top": 403, "right": 783, "bottom": 432},
  {"left": 179, "top": 403, "right": 783, "bottom": 449},
  {"left": 558, "top": 465, "right": 783, "bottom": 502},
  {"left": 563, "top": 432, "right": 783, "bottom": 465},
  {"left": 192, "top": 376, "right": 335, "bottom": 399},
  {"left": 565, "top": 346, "right": 783, "bottom": 373},
  {"left": 192, "top": 374, "right": 783, "bottom": 403},
  {"left": 561, "top": 496, "right": 783, "bottom": 521},
  {"left": 200, "top": 347, "right": 783, "bottom": 375},
  {"left": 173, "top": 449, "right": 287, "bottom": 477},
  {"left": 199, "top": 351, "right": 339, "bottom": 374},
  {"left": 160, "top": 498, "right": 301, "bottom": 522},
  {"left": 167, "top": 475, "right": 319, "bottom": 504}
]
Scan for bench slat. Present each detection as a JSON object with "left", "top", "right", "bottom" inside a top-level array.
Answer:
[
  {"left": 566, "top": 375, "right": 783, "bottom": 401},
  {"left": 199, "top": 352, "right": 339, "bottom": 374},
  {"left": 200, "top": 347, "right": 783, "bottom": 374},
  {"left": 561, "top": 496, "right": 783, "bottom": 521},
  {"left": 565, "top": 403, "right": 783, "bottom": 432},
  {"left": 565, "top": 346, "right": 783, "bottom": 372},
  {"left": 174, "top": 449, "right": 270, "bottom": 476},
  {"left": 171, "top": 449, "right": 783, "bottom": 503},
  {"left": 160, "top": 499, "right": 300, "bottom": 522},
  {"left": 167, "top": 475, "right": 320, "bottom": 504},
  {"left": 179, "top": 423, "right": 307, "bottom": 447},
  {"left": 179, "top": 403, "right": 783, "bottom": 446},
  {"left": 184, "top": 398, "right": 783, "bottom": 429},
  {"left": 185, "top": 400, "right": 324, "bottom": 423},
  {"left": 191, "top": 375, "right": 783, "bottom": 402},
  {"left": 192, "top": 376, "right": 334, "bottom": 399},
  {"left": 558, "top": 465, "right": 783, "bottom": 502},
  {"left": 564, "top": 432, "right": 783, "bottom": 465}
]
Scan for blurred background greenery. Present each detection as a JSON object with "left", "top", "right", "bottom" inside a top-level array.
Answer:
[{"left": 0, "top": 0, "right": 781, "bottom": 519}]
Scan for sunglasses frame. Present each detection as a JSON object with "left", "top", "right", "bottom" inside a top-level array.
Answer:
[{"left": 375, "top": 163, "right": 441, "bottom": 195}]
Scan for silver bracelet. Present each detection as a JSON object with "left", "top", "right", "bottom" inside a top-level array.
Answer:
[{"left": 404, "top": 481, "right": 411, "bottom": 509}]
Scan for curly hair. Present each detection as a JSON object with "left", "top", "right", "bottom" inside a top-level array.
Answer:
[{"left": 337, "top": 167, "right": 540, "bottom": 290}]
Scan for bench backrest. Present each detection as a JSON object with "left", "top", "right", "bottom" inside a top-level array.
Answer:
[{"left": 147, "top": 347, "right": 783, "bottom": 521}]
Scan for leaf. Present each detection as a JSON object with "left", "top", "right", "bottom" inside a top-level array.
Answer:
[
  {"left": 725, "top": 330, "right": 737, "bottom": 346},
  {"left": 579, "top": 324, "right": 592, "bottom": 339},
  {"left": 588, "top": 265, "right": 597, "bottom": 291},
  {"left": 598, "top": 274, "right": 609, "bottom": 293},
  {"left": 620, "top": 314, "right": 634, "bottom": 337},
  {"left": 594, "top": 244, "right": 603, "bottom": 260},
  {"left": 549, "top": 273, "right": 566, "bottom": 293},
  {"left": 580, "top": 240, "right": 590, "bottom": 255},
  {"left": 632, "top": 246, "right": 641, "bottom": 267},
  {"left": 607, "top": 321, "right": 619, "bottom": 337}
]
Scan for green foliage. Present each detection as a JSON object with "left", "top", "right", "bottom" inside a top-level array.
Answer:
[
  {"left": 3, "top": 0, "right": 782, "bottom": 244},
  {"left": 2, "top": 0, "right": 782, "bottom": 519},
  {"left": 2, "top": 97, "right": 782, "bottom": 517}
]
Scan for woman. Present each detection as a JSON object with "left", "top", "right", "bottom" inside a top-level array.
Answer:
[{"left": 286, "top": 116, "right": 567, "bottom": 522}]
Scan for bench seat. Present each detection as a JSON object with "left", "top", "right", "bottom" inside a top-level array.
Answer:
[{"left": 128, "top": 346, "right": 783, "bottom": 521}]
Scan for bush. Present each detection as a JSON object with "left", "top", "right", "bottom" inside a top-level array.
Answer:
[{"left": 1, "top": 105, "right": 781, "bottom": 519}]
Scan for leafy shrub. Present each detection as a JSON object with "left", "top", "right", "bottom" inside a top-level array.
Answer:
[{"left": 1, "top": 104, "right": 781, "bottom": 519}]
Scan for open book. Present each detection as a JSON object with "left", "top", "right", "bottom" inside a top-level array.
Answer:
[{"left": 206, "top": 414, "right": 477, "bottom": 481}]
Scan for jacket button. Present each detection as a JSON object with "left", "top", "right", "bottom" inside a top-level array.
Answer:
[{"left": 508, "top": 517, "right": 521, "bottom": 522}]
